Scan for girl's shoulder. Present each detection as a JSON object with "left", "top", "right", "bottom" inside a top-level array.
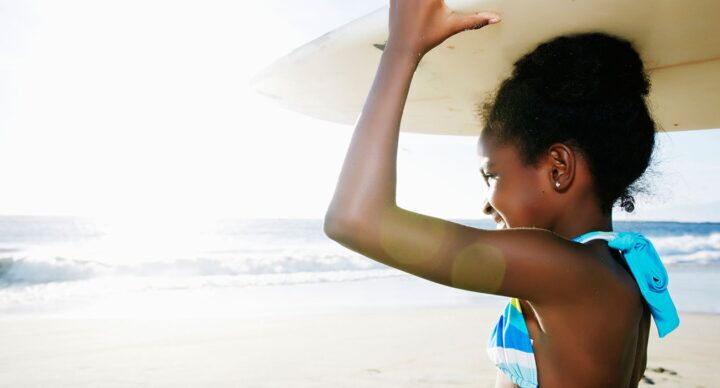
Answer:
[{"left": 569, "top": 237, "right": 643, "bottom": 300}]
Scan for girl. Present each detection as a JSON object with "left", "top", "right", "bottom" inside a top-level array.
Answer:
[{"left": 323, "top": 1, "right": 678, "bottom": 386}]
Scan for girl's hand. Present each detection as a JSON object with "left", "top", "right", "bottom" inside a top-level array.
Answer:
[{"left": 386, "top": 0, "right": 501, "bottom": 59}]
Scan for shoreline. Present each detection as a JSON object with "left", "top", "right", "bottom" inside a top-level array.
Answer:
[{"left": 3, "top": 271, "right": 719, "bottom": 317}]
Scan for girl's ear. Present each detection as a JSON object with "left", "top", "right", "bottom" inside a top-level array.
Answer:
[{"left": 547, "top": 143, "right": 575, "bottom": 191}]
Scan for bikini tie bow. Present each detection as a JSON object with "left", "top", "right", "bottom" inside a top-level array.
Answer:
[{"left": 607, "top": 232, "right": 668, "bottom": 294}]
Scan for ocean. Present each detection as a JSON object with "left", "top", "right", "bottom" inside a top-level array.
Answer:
[{"left": 1, "top": 216, "right": 718, "bottom": 317}]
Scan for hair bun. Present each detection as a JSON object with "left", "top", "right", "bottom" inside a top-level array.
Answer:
[{"left": 511, "top": 32, "right": 650, "bottom": 104}]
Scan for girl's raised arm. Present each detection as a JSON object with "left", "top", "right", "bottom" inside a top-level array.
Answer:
[{"left": 324, "top": 1, "right": 592, "bottom": 303}]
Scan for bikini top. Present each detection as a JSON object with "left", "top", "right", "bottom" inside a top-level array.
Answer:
[{"left": 486, "top": 231, "right": 680, "bottom": 388}]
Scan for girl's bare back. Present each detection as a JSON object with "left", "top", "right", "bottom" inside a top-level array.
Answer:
[{"left": 509, "top": 241, "right": 651, "bottom": 387}]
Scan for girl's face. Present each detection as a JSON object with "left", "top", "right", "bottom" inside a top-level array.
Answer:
[{"left": 477, "top": 133, "right": 551, "bottom": 230}]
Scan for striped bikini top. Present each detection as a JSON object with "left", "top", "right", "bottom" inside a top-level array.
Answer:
[{"left": 486, "top": 231, "right": 680, "bottom": 388}]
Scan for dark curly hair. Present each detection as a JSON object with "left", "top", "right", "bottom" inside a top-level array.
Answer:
[{"left": 478, "top": 32, "right": 659, "bottom": 214}]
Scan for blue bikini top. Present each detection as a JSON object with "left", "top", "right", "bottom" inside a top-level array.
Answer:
[
  {"left": 575, "top": 231, "right": 679, "bottom": 337},
  {"left": 487, "top": 231, "right": 679, "bottom": 388}
]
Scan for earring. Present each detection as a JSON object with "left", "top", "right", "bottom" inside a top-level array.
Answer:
[{"left": 555, "top": 181, "right": 561, "bottom": 188}]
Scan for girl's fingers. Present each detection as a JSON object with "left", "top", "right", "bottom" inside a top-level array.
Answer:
[{"left": 449, "top": 11, "right": 501, "bottom": 33}]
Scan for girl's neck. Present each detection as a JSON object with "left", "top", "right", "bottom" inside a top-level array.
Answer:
[{"left": 551, "top": 207, "right": 613, "bottom": 241}]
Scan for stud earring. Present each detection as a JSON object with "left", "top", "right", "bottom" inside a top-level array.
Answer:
[{"left": 555, "top": 181, "right": 560, "bottom": 188}]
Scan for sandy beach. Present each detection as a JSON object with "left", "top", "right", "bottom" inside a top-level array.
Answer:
[{"left": 0, "top": 304, "right": 717, "bottom": 387}]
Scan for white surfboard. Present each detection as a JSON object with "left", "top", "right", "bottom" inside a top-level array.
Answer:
[{"left": 252, "top": 0, "right": 720, "bottom": 136}]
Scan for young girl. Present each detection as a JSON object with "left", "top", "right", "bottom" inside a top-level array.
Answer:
[{"left": 323, "top": 1, "right": 679, "bottom": 386}]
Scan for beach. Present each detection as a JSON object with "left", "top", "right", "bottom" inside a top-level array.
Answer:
[
  {"left": 0, "top": 308, "right": 716, "bottom": 387},
  {"left": 0, "top": 279, "right": 718, "bottom": 387},
  {"left": 1, "top": 217, "right": 719, "bottom": 386}
]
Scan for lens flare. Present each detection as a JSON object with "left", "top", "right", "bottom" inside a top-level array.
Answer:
[{"left": 451, "top": 242, "right": 506, "bottom": 293}]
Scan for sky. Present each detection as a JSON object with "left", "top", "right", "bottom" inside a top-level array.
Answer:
[{"left": 1, "top": 0, "right": 719, "bottom": 222}]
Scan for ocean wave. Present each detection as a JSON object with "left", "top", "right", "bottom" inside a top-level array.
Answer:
[
  {"left": 0, "top": 256, "right": 113, "bottom": 284},
  {"left": 0, "top": 249, "right": 389, "bottom": 286},
  {"left": 1, "top": 232, "right": 719, "bottom": 286},
  {"left": 651, "top": 232, "right": 720, "bottom": 265}
]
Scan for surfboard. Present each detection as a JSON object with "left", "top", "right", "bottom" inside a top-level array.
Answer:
[{"left": 251, "top": 0, "right": 720, "bottom": 136}]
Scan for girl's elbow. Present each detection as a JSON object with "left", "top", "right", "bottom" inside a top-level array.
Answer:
[{"left": 323, "top": 214, "right": 362, "bottom": 241}]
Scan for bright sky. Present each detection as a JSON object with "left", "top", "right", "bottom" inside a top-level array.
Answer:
[{"left": 1, "top": 0, "right": 719, "bottom": 222}]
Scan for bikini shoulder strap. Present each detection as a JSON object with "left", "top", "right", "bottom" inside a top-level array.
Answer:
[{"left": 572, "top": 230, "right": 618, "bottom": 243}]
